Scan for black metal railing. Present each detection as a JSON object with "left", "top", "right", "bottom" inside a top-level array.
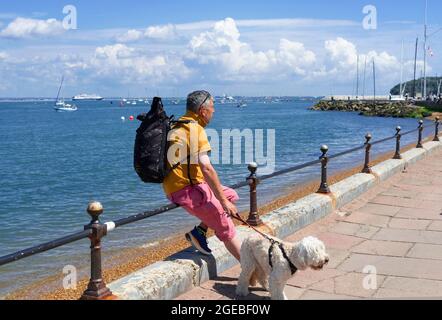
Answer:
[{"left": 0, "top": 118, "right": 439, "bottom": 299}]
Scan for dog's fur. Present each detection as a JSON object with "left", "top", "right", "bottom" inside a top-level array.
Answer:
[{"left": 236, "top": 234, "right": 329, "bottom": 300}]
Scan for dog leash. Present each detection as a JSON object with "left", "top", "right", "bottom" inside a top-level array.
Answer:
[
  {"left": 229, "top": 212, "right": 298, "bottom": 275},
  {"left": 229, "top": 212, "right": 275, "bottom": 243}
]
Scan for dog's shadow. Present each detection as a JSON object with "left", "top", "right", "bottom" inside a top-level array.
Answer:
[
  {"left": 211, "top": 277, "right": 270, "bottom": 300},
  {"left": 168, "top": 248, "right": 270, "bottom": 300}
]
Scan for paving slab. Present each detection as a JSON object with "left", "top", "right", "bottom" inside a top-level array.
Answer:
[
  {"left": 388, "top": 218, "right": 431, "bottom": 230},
  {"left": 358, "top": 203, "right": 401, "bottom": 217},
  {"left": 375, "top": 277, "right": 442, "bottom": 299},
  {"left": 328, "top": 222, "right": 380, "bottom": 239},
  {"left": 337, "top": 211, "right": 391, "bottom": 228},
  {"left": 428, "top": 221, "right": 442, "bottom": 231},
  {"left": 373, "top": 228, "right": 442, "bottom": 245},
  {"left": 406, "top": 243, "right": 442, "bottom": 260},
  {"left": 339, "top": 253, "right": 442, "bottom": 281},
  {"left": 350, "top": 240, "right": 413, "bottom": 257}
]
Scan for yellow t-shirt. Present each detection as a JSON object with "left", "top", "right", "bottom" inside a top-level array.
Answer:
[{"left": 162, "top": 111, "right": 211, "bottom": 196}]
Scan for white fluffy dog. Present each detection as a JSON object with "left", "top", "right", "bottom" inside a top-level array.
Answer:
[{"left": 236, "top": 234, "right": 329, "bottom": 300}]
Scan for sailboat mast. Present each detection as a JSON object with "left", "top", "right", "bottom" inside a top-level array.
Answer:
[
  {"left": 400, "top": 41, "right": 404, "bottom": 98},
  {"left": 413, "top": 37, "right": 418, "bottom": 98},
  {"left": 373, "top": 58, "right": 376, "bottom": 104},
  {"left": 423, "top": 0, "right": 428, "bottom": 98},
  {"left": 363, "top": 56, "right": 367, "bottom": 99},
  {"left": 56, "top": 76, "right": 64, "bottom": 102},
  {"left": 356, "top": 55, "right": 360, "bottom": 98}
]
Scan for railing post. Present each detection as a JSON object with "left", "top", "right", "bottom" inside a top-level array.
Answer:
[
  {"left": 80, "top": 201, "right": 113, "bottom": 300},
  {"left": 433, "top": 117, "right": 440, "bottom": 142},
  {"left": 317, "top": 145, "right": 331, "bottom": 194},
  {"left": 246, "top": 162, "right": 263, "bottom": 227},
  {"left": 362, "top": 133, "right": 372, "bottom": 174},
  {"left": 393, "top": 126, "right": 402, "bottom": 160},
  {"left": 417, "top": 120, "right": 424, "bottom": 148}
]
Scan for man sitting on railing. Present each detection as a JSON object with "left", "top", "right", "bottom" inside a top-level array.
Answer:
[{"left": 163, "top": 90, "right": 241, "bottom": 261}]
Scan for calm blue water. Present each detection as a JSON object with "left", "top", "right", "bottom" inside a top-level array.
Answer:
[{"left": 0, "top": 99, "right": 434, "bottom": 296}]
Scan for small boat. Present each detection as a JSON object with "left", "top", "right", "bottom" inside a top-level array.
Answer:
[
  {"left": 54, "top": 102, "right": 77, "bottom": 112},
  {"left": 220, "top": 94, "right": 235, "bottom": 104},
  {"left": 237, "top": 100, "right": 247, "bottom": 108},
  {"left": 54, "top": 76, "right": 77, "bottom": 112}
]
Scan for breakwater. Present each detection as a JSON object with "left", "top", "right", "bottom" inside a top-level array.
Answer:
[{"left": 311, "top": 100, "right": 432, "bottom": 118}]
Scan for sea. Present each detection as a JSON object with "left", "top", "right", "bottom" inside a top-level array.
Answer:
[{"left": 0, "top": 98, "right": 435, "bottom": 297}]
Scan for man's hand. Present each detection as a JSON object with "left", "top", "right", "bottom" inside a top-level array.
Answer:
[{"left": 221, "top": 199, "right": 238, "bottom": 217}]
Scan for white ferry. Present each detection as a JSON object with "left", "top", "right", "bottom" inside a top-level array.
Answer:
[{"left": 72, "top": 93, "right": 104, "bottom": 101}]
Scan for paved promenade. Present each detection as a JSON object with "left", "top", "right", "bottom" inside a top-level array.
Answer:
[{"left": 177, "top": 148, "right": 442, "bottom": 300}]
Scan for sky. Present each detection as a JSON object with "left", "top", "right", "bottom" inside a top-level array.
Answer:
[{"left": 0, "top": 0, "right": 441, "bottom": 97}]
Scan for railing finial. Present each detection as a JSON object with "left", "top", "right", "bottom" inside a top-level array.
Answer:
[
  {"left": 317, "top": 145, "right": 331, "bottom": 194},
  {"left": 362, "top": 133, "right": 373, "bottom": 174},
  {"left": 81, "top": 201, "right": 114, "bottom": 300},
  {"left": 434, "top": 117, "right": 440, "bottom": 142},
  {"left": 417, "top": 120, "right": 424, "bottom": 148},
  {"left": 87, "top": 201, "right": 103, "bottom": 223},
  {"left": 246, "top": 162, "right": 263, "bottom": 227},
  {"left": 393, "top": 126, "right": 402, "bottom": 159}
]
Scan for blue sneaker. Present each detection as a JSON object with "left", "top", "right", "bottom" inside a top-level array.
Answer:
[{"left": 185, "top": 226, "right": 212, "bottom": 255}]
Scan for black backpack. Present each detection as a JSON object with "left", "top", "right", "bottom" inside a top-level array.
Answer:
[{"left": 133, "top": 97, "right": 193, "bottom": 184}]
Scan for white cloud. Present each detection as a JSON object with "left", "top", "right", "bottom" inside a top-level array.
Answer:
[
  {"left": 323, "top": 37, "right": 400, "bottom": 78},
  {"left": 313, "top": 37, "right": 429, "bottom": 90},
  {"left": 277, "top": 39, "right": 316, "bottom": 76},
  {"left": 152, "top": 18, "right": 357, "bottom": 33},
  {"left": 115, "top": 29, "right": 143, "bottom": 42},
  {"left": 187, "top": 18, "right": 316, "bottom": 80},
  {"left": 324, "top": 37, "right": 358, "bottom": 71},
  {"left": 0, "top": 17, "right": 65, "bottom": 38},
  {"left": 113, "top": 17, "right": 357, "bottom": 44},
  {"left": 145, "top": 24, "right": 177, "bottom": 39},
  {"left": 115, "top": 24, "right": 177, "bottom": 43},
  {"left": 90, "top": 43, "right": 191, "bottom": 83},
  {"left": 95, "top": 43, "right": 136, "bottom": 60},
  {"left": 236, "top": 18, "right": 358, "bottom": 28},
  {"left": 0, "top": 16, "right": 435, "bottom": 96}
]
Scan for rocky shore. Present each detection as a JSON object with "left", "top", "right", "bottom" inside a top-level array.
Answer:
[{"left": 311, "top": 100, "right": 433, "bottom": 118}]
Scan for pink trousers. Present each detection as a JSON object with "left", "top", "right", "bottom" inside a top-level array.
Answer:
[{"left": 168, "top": 183, "right": 239, "bottom": 242}]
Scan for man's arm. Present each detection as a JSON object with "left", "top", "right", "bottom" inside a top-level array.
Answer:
[{"left": 199, "top": 152, "right": 238, "bottom": 216}]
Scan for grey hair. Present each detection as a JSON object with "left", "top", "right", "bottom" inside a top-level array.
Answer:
[{"left": 186, "top": 90, "right": 212, "bottom": 113}]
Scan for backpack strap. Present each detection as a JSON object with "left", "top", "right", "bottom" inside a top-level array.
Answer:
[
  {"left": 186, "top": 154, "right": 195, "bottom": 186},
  {"left": 169, "top": 119, "right": 197, "bottom": 186}
]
